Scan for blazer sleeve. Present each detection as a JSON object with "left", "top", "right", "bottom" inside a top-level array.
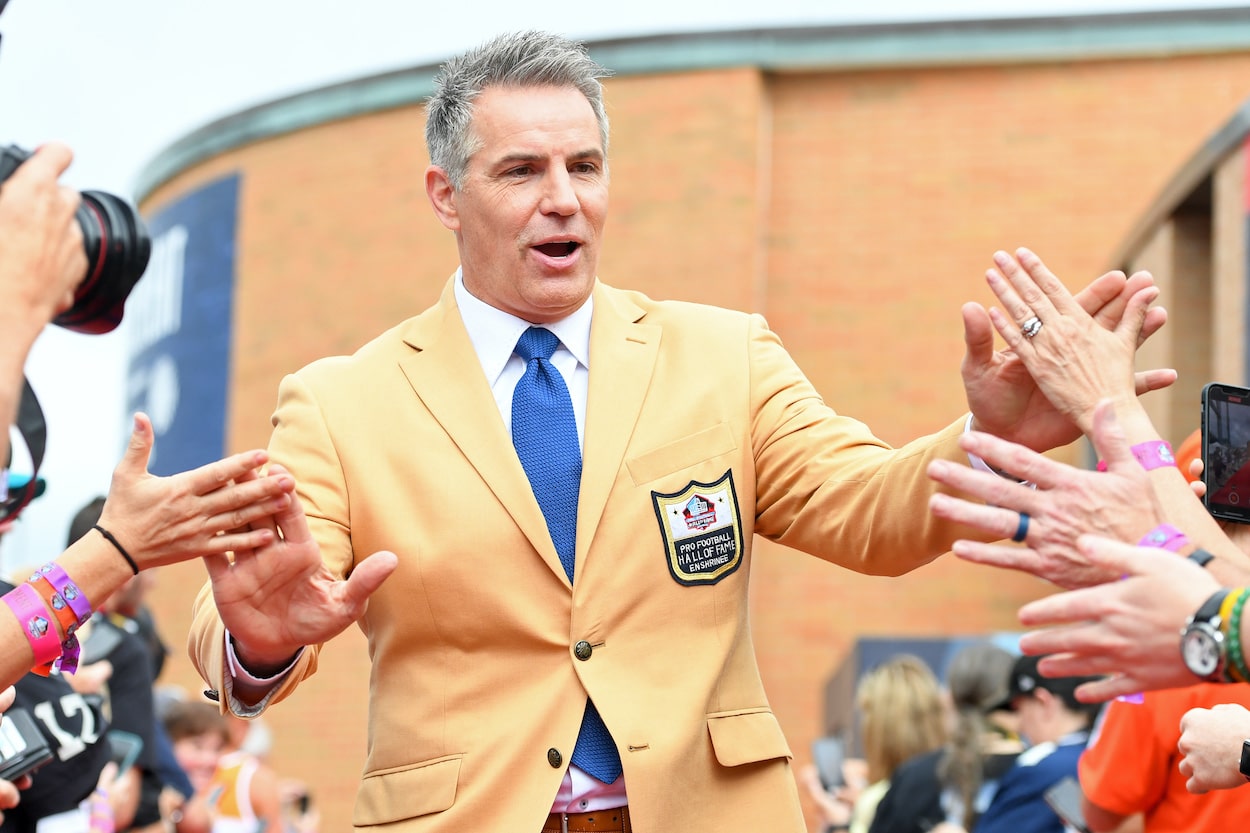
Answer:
[{"left": 746, "top": 313, "right": 983, "bottom": 575}]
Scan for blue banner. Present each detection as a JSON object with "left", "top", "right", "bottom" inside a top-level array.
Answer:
[{"left": 125, "top": 174, "right": 240, "bottom": 476}]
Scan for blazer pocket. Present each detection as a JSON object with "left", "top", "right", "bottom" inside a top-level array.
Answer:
[
  {"left": 706, "top": 708, "right": 793, "bottom": 767},
  {"left": 627, "top": 422, "right": 738, "bottom": 486},
  {"left": 353, "top": 754, "right": 462, "bottom": 827}
]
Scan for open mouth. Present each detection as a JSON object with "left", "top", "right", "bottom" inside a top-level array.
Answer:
[{"left": 533, "top": 241, "right": 580, "bottom": 258}]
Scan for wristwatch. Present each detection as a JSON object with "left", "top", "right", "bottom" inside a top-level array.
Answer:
[
  {"left": 1181, "top": 589, "right": 1231, "bottom": 681},
  {"left": 1240, "top": 740, "right": 1250, "bottom": 782}
]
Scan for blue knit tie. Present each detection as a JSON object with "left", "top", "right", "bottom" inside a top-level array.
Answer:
[{"left": 512, "top": 327, "right": 622, "bottom": 784}]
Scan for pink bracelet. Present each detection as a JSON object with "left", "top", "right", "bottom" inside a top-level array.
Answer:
[
  {"left": 29, "top": 563, "right": 93, "bottom": 629},
  {"left": 1097, "top": 440, "right": 1176, "bottom": 473},
  {"left": 3, "top": 583, "right": 64, "bottom": 667},
  {"left": 1139, "top": 523, "right": 1191, "bottom": 552}
]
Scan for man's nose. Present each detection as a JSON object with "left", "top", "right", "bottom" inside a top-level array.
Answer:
[{"left": 540, "top": 167, "right": 580, "bottom": 216}]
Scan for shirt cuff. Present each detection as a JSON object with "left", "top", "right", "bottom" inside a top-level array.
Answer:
[
  {"left": 222, "top": 630, "right": 302, "bottom": 717},
  {"left": 963, "top": 414, "right": 1033, "bottom": 486}
]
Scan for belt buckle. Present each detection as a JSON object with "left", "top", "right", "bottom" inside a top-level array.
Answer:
[{"left": 561, "top": 813, "right": 569, "bottom": 833}]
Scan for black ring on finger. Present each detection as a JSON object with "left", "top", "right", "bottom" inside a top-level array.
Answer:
[{"left": 1012, "top": 512, "right": 1030, "bottom": 543}]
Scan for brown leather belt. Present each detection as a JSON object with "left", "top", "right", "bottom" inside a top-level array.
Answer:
[{"left": 541, "top": 807, "right": 631, "bottom": 833}]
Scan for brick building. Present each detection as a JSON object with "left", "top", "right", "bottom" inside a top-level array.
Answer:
[{"left": 130, "top": 10, "right": 1250, "bottom": 830}]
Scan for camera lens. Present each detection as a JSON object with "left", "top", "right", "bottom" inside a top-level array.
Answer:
[{"left": 51, "top": 190, "right": 152, "bottom": 335}]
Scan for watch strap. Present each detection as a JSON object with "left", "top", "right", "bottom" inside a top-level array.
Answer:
[
  {"left": 1188, "top": 548, "right": 1216, "bottom": 568},
  {"left": 1191, "top": 588, "right": 1231, "bottom": 627},
  {"left": 1240, "top": 739, "right": 1250, "bottom": 781}
]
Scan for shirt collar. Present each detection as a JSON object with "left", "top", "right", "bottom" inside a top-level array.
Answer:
[{"left": 453, "top": 268, "right": 593, "bottom": 385}]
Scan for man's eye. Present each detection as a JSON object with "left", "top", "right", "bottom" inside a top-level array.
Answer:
[{"left": 506, "top": 166, "right": 532, "bottom": 177}]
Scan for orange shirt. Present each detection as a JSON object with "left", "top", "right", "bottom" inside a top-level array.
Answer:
[{"left": 1078, "top": 683, "right": 1250, "bottom": 832}]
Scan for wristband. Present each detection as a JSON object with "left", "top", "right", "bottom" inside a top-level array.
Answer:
[
  {"left": 1138, "top": 523, "right": 1190, "bottom": 552},
  {"left": 29, "top": 563, "right": 92, "bottom": 632},
  {"left": 1226, "top": 589, "right": 1250, "bottom": 684},
  {"left": 3, "top": 583, "right": 64, "bottom": 667},
  {"left": 1097, "top": 440, "right": 1177, "bottom": 473},
  {"left": 92, "top": 524, "right": 139, "bottom": 575},
  {"left": 1188, "top": 548, "right": 1216, "bottom": 569}
]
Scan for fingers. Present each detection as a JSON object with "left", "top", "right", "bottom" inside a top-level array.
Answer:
[
  {"left": 986, "top": 251, "right": 1056, "bottom": 329},
  {"left": 1138, "top": 306, "right": 1167, "bottom": 346},
  {"left": 1018, "top": 580, "right": 1109, "bottom": 628},
  {"left": 0, "top": 686, "right": 13, "bottom": 713},
  {"left": 114, "top": 413, "right": 154, "bottom": 478},
  {"left": 341, "top": 551, "right": 399, "bottom": 610},
  {"left": 184, "top": 448, "right": 272, "bottom": 497},
  {"left": 960, "top": 302, "right": 996, "bottom": 376},
  {"left": 1072, "top": 674, "right": 1142, "bottom": 704},
  {"left": 952, "top": 431, "right": 1065, "bottom": 490},
  {"left": 267, "top": 465, "right": 312, "bottom": 546},
  {"left": 950, "top": 538, "right": 1044, "bottom": 572},
  {"left": 1134, "top": 368, "right": 1177, "bottom": 394},
  {"left": 1074, "top": 269, "right": 1131, "bottom": 319},
  {"left": 1114, "top": 285, "right": 1160, "bottom": 348},
  {"left": 18, "top": 142, "right": 74, "bottom": 181},
  {"left": 930, "top": 493, "right": 1028, "bottom": 542}
]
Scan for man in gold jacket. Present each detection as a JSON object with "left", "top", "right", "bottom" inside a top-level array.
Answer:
[{"left": 188, "top": 30, "right": 1168, "bottom": 833}]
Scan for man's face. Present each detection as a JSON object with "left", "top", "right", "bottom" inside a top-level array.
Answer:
[{"left": 429, "top": 84, "right": 609, "bottom": 323}]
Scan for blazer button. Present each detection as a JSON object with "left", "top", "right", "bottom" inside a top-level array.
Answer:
[
  {"left": 547, "top": 748, "right": 563, "bottom": 768},
  {"left": 574, "top": 640, "right": 593, "bottom": 661}
]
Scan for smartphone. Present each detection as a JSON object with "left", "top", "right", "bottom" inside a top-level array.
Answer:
[
  {"left": 1043, "top": 775, "right": 1091, "bottom": 833},
  {"left": 106, "top": 729, "right": 144, "bottom": 774},
  {"left": 1201, "top": 382, "right": 1250, "bottom": 523},
  {"left": 0, "top": 707, "right": 54, "bottom": 782},
  {"left": 811, "top": 735, "right": 845, "bottom": 790}
]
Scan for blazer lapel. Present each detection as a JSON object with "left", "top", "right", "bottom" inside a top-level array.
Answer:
[
  {"left": 577, "top": 284, "right": 660, "bottom": 570},
  {"left": 396, "top": 279, "right": 569, "bottom": 583}
]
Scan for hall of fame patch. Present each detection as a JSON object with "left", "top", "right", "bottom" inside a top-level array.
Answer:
[{"left": 651, "top": 469, "right": 743, "bottom": 586}]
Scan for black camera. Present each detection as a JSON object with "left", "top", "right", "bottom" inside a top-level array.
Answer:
[{"left": 0, "top": 144, "right": 151, "bottom": 334}]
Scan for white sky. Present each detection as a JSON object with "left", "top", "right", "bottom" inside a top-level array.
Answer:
[{"left": 1, "top": 0, "right": 1245, "bottom": 568}]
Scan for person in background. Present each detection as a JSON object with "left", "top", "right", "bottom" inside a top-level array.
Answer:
[
  {"left": 869, "top": 643, "right": 1023, "bottom": 833},
  {"left": 161, "top": 698, "right": 228, "bottom": 833},
  {"left": 208, "top": 713, "right": 283, "bottom": 833},
  {"left": 802, "top": 655, "right": 948, "bottom": 833},
  {"left": 969, "top": 655, "right": 1101, "bottom": 833}
]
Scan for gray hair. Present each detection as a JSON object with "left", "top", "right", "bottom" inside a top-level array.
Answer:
[{"left": 425, "top": 31, "right": 612, "bottom": 189}]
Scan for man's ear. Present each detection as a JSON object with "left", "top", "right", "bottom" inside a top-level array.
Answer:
[{"left": 425, "top": 165, "right": 459, "bottom": 231}]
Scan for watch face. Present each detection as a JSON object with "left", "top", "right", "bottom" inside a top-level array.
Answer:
[{"left": 1182, "top": 626, "right": 1222, "bottom": 678}]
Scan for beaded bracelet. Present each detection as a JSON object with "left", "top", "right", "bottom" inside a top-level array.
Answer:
[
  {"left": 3, "top": 583, "right": 64, "bottom": 667},
  {"left": 1138, "top": 524, "right": 1191, "bottom": 553},
  {"left": 1229, "top": 589, "right": 1250, "bottom": 684}
]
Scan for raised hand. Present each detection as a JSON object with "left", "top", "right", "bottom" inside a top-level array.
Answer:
[
  {"left": 1013, "top": 535, "right": 1217, "bottom": 701},
  {"left": 95, "top": 413, "right": 295, "bottom": 569},
  {"left": 929, "top": 401, "right": 1166, "bottom": 588},
  {"left": 962, "top": 248, "right": 1171, "bottom": 452},
  {"left": 202, "top": 464, "right": 398, "bottom": 673}
]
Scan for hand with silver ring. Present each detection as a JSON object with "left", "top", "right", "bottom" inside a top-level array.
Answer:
[
  {"left": 1012, "top": 512, "right": 1030, "bottom": 542},
  {"left": 1020, "top": 316, "right": 1042, "bottom": 339}
]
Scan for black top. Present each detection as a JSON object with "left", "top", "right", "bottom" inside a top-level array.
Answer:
[{"left": 868, "top": 747, "right": 1020, "bottom": 833}]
